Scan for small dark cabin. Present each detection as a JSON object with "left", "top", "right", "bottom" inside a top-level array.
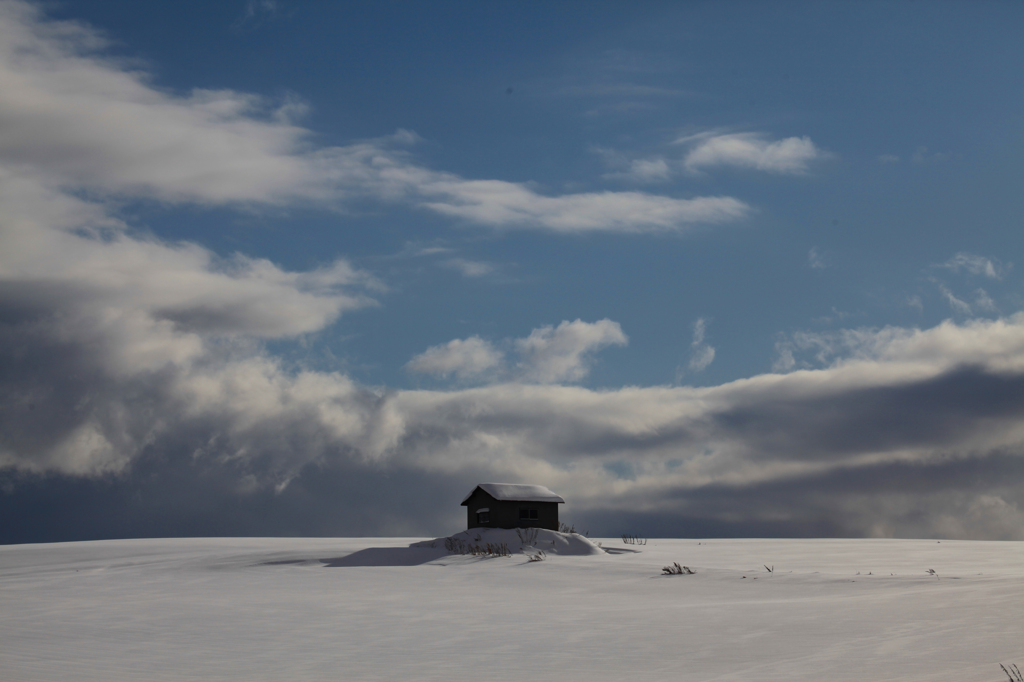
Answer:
[{"left": 461, "top": 483, "right": 564, "bottom": 531}]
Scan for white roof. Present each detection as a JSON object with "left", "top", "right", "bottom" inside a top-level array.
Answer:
[{"left": 461, "top": 483, "right": 564, "bottom": 505}]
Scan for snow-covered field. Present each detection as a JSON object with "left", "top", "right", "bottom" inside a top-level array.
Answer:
[{"left": 1, "top": 533, "right": 1021, "bottom": 681}]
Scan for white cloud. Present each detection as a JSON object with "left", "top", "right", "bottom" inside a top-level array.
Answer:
[
  {"left": 420, "top": 182, "right": 748, "bottom": 233},
  {"left": 0, "top": 3, "right": 386, "bottom": 477},
  {"left": 692, "top": 318, "right": 707, "bottom": 347},
  {"left": 406, "top": 337, "right": 503, "bottom": 380},
  {"left": 689, "top": 346, "right": 716, "bottom": 372},
  {"left": 628, "top": 158, "right": 672, "bottom": 182},
  {"left": 771, "top": 340, "right": 797, "bottom": 373},
  {"left": 939, "top": 252, "right": 1003, "bottom": 279},
  {"left": 411, "top": 246, "right": 453, "bottom": 256},
  {"left": 687, "top": 318, "right": 715, "bottom": 372},
  {"left": 395, "top": 244, "right": 495, "bottom": 277},
  {"left": 0, "top": 1, "right": 323, "bottom": 205},
  {"left": 441, "top": 258, "right": 494, "bottom": 278},
  {"left": 0, "top": 238, "right": 379, "bottom": 474},
  {"left": 0, "top": 181, "right": 376, "bottom": 354},
  {"left": 407, "top": 319, "right": 629, "bottom": 385},
  {"left": 938, "top": 284, "right": 973, "bottom": 316},
  {"left": 602, "top": 158, "right": 673, "bottom": 184},
  {"left": 878, "top": 154, "right": 900, "bottom": 164},
  {"left": 808, "top": 247, "right": 827, "bottom": 270},
  {"left": 0, "top": 1, "right": 748, "bottom": 234},
  {"left": 772, "top": 316, "right": 1024, "bottom": 374},
  {"left": 911, "top": 146, "right": 947, "bottom": 164},
  {"left": 974, "top": 288, "right": 997, "bottom": 313},
  {"left": 515, "top": 319, "right": 628, "bottom": 383},
  {"left": 233, "top": 0, "right": 278, "bottom": 29},
  {"left": 680, "top": 132, "right": 825, "bottom": 174},
  {"left": 598, "top": 130, "right": 824, "bottom": 184}
]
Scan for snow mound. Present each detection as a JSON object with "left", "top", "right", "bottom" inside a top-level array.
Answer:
[{"left": 412, "top": 527, "right": 606, "bottom": 556}]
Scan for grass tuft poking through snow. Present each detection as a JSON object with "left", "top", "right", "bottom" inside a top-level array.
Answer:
[{"left": 557, "top": 522, "right": 588, "bottom": 536}]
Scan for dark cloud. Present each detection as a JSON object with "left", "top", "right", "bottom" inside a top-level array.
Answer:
[
  {"left": 715, "top": 365, "right": 1024, "bottom": 460},
  {"left": 576, "top": 450, "right": 1024, "bottom": 540},
  {"left": 7, "top": 447, "right": 1019, "bottom": 543},
  {"left": 0, "top": 456, "right": 480, "bottom": 544}
]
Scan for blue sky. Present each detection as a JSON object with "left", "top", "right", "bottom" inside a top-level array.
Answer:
[{"left": 1, "top": 0, "right": 1023, "bottom": 541}]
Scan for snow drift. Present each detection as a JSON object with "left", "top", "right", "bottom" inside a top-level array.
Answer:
[
  {"left": 412, "top": 527, "right": 606, "bottom": 556},
  {"left": 325, "top": 527, "right": 606, "bottom": 566}
]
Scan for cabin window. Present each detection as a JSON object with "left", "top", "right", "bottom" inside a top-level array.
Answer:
[
  {"left": 519, "top": 508, "right": 538, "bottom": 520},
  {"left": 476, "top": 511, "right": 490, "bottom": 523}
]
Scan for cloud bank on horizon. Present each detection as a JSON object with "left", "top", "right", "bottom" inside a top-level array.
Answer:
[{"left": 0, "top": 0, "right": 1022, "bottom": 542}]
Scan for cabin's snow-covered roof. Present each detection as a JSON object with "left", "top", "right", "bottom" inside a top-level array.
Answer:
[{"left": 461, "top": 483, "right": 564, "bottom": 505}]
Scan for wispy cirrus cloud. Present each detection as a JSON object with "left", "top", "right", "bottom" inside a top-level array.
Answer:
[
  {"left": 808, "top": 247, "right": 828, "bottom": 270},
  {"left": 687, "top": 318, "right": 716, "bottom": 373},
  {"left": 387, "top": 243, "right": 496, "bottom": 278},
  {"left": 911, "top": 145, "right": 947, "bottom": 164},
  {"left": 973, "top": 289, "right": 997, "bottom": 313},
  {"left": 938, "top": 284, "right": 974, "bottom": 316},
  {"left": 937, "top": 252, "right": 1005, "bottom": 279},
  {"left": 555, "top": 59, "right": 701, "bottom": 118},
  {"left": 231, "top": 0, "right": 279, "bottom": 31}
]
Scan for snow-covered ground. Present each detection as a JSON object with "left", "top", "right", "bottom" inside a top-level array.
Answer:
[{"left": 1, "top": 534, "right": 1021, "bottom": 681}]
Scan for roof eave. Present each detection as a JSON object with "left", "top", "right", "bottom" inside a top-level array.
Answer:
[{"left": 460, "top": 485, "right": 565, "bottom": 505}]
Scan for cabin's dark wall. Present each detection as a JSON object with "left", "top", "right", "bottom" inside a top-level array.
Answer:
[{"left": 463, "top": 489, "right": 559, "bottom": 531}]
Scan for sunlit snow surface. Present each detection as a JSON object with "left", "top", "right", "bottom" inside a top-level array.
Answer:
[{"left": 1, "top": 534, "right": 1021, "bottom": 681}]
